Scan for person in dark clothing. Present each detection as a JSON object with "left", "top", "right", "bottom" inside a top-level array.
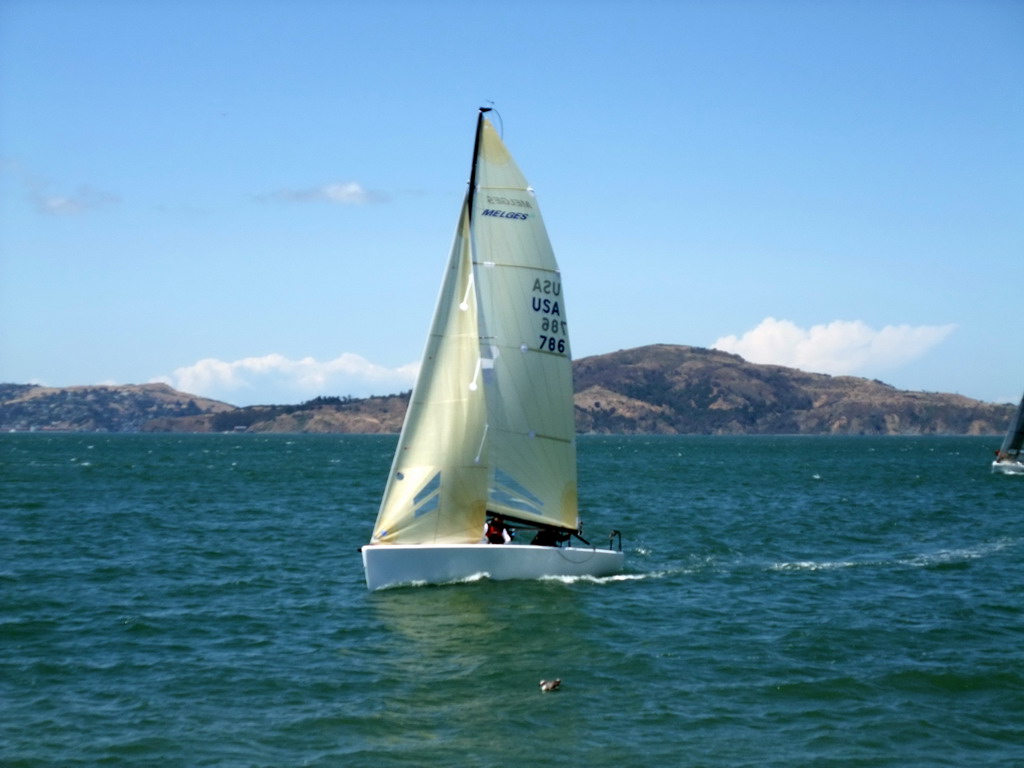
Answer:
[{"left": 531, "top": 527, "right": 570, "bottom": 547}]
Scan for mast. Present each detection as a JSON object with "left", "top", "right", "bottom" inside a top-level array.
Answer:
[{"left": 466, "top": 107, "right": 491, "bottom": 220}]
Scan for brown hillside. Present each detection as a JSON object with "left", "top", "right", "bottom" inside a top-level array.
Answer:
[
  {"left": 0, "top": 383, "right": 234, "bottom": 433},
  {"left": 2, "top": 346, "right": 1013, "bottom": 435},
  {"left": 572, "top": 345, "right": 1010, "bottom": 435}
]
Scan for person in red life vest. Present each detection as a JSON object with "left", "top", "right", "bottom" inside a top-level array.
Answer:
[{"left": 483, "top": 514, "right": 512, "bottom": 544}]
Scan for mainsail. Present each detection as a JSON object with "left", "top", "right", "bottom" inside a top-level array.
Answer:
[{"left": 370, "top": 113, "right": 578, "bottom": 545}]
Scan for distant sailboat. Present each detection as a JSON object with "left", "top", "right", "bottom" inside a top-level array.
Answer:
[
  {"left": 992, "top": 391, "right": 1024, "bottom": 475},
  {"left": 360, "top": 110, "right": 624, "bottom": 590}
]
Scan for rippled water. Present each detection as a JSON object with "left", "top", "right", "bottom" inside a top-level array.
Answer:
[{"left": 2, "top": 434, "right": 1022, "bottom": 766}]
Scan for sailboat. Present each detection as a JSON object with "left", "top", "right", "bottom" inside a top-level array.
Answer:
[
  {"left": 992, "top": 391, "right": 1024, "bottom": 475},
  {"left": 361, "top": 109, "right": 625, "bottom": 590}
]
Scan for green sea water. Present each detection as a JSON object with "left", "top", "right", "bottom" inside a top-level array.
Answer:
[{"left": 2, "top": 433, "right": 1022, "bottom": 767}]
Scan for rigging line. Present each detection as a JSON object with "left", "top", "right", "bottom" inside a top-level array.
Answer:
[
  {"left": 482, "top": 423, "right": 573, "bottom": 445},
  {"left": 556, "top": 548, "right": 596, "bottom": 563}
]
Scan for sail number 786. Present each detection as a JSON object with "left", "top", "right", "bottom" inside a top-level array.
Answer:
[
  {"left": 532, "top": 284, "right": 567, "bottom": 355},
  {"left": 539, "top": 335, "right": 566, "bottom": 354}
]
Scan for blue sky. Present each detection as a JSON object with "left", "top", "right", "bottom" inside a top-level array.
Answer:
[{"left": 1, "top": 0, "right": 1021, "bottom": 406}]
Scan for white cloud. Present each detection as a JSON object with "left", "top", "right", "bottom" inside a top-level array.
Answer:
[
  {"left": 31, "top": 183, "right": 119, "bottom": 215},
  {"left": 261, "top": 181, "right": 383, "bottom": 205},
  {"left": 0, "top": 161, "right": 119, "bottom": 215},
  {"left": 712, "top": 317, "right": 956, "bottom": 376},
  {"left": 154, "top": 353, "right": 418, "bottom": 406}
]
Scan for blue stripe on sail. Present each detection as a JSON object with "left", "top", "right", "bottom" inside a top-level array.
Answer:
[
  {"left": 413, "top": 471, "right": 441, "bottom": 517},
  {"left": 490, "top": 468, "right": 544, "bottom": 515}
]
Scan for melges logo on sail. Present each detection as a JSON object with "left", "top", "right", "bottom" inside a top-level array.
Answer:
[{"left": 482, "top": 209, "right": 529, "bottom": 220}]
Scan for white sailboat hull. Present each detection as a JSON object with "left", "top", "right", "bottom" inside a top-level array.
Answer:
[
  {"left": 362, "top": 543, "right": 625, "bottom": 591},
  {"left": 991, "top": 459, "right": 1024, "bottom": 475}
]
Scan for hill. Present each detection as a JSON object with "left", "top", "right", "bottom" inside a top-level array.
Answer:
[
  {"left": 141, "top": 394, "right": 409, "bottom": 434},
  {"left": 0, "top": 383, "right": 234, "bottom": 433},
  {"left": 1, "top": 345, "right": 1015, "bottom": 435},
  {"left": 572, "top": 345, "right": 1009, "bottom": 435}
]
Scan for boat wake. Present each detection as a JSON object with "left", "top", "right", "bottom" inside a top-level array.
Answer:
[
  {"left": 899, "top": 538, "right": 1017, "bottom": 568},
  {"left": 770, "top": 537, "right": 1018, "bottom": 573},
  {"left": 378, "top": 570, "right": 650, "bottom": 590},
  {"left": 539, "top": 572, "right": 650, "bottom": 585},
  {"left": 377, "top": 572, "right": 494, "bottom": 590}
]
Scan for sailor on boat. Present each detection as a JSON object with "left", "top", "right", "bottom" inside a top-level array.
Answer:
[
  {"left": 484, "top": 515, "right": 512, "bottom": 544},
  {"left": 530, "top": 527, "right": 570, "bottom": 547}
]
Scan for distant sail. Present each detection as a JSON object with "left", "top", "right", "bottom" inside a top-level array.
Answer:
[
  {"left": 998, "top": 392, "right": 1024, "bottom": 458},
  {"left": 992, "top": 391, "right": 1024, "bottom": 475}
]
